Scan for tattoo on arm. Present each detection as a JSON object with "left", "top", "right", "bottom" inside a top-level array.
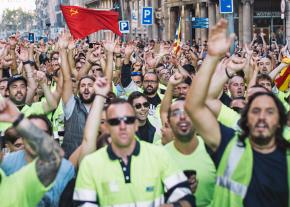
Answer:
[{"left": 16, "top": 118, "right": 62, "bottom": 186}]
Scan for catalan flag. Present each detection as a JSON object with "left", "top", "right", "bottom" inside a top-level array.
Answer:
[
  {"left": 173, "top": 17, "right": 181, "bottom": 54},
  {"left": 274, "top": 58, "right": 290, "bottom": 92},
  {"left": 275, "top": 65, "right": 290, "bottom": 92}
]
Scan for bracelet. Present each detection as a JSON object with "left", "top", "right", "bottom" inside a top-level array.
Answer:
[
  {"left": 13, "top": 113, "right": 25, "bottom": 127},
  {"left": 95, "top": 94, "right": 107, "bottom": 99},
  {"left": 225, "top": 67, "right": 234, "bottom": 79},
  {"left": 22, "top": 60, "right": 31, "bottom": 66},
  {"left": 115, "top": 54, "right": 121, "bottom": 58}
]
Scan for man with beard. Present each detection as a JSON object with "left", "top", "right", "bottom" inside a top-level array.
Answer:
[
  {"left": 257, "top": 56, "right": 273, "bottom": 75},
  {"left": 165, "top": 99, "right": 216, "bottom": 207},
  {"left": 121, "top": 44, "right": 163, "bottom": 106},
  {"left": 143, "top": 72, "right": 161, "bottom": 113},
  {"left": 0, "top": 73, "right": 58, "bottom": 133},
  {"left": 73, "top": 81, "right": 195, "bottom": 206},
  {"left": 59, "top": 32, "right": 114, "bottom": 158},
  {"left": 61, "top": 67, "right": 96, "bottom": 158},
  {"left": 185, "top": 19, "right": 290, "bottom": 207}
]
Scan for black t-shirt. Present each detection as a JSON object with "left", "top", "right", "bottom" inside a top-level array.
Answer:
[
  {"left": 212, "top": 124, "right": 289, "bottom": 207},
  {"left": 220, "top": 92, "right": 232, "bottom": 107},
  {"left": 147, "top": 94, "right": 161, "bottom": 108},
  {"left": 137, "top": 122, "right": 150, "bottom": 142}
]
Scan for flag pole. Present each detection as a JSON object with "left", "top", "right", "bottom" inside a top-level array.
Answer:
[{"left": 119, "top": 0, "right": 126, "bottom": 42}]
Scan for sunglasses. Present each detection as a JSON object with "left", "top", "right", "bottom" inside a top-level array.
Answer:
[
  {"left": 107, "top": 116, "right": 136, "bottom": 126},
  {"left": 134, "top": 102, "right": 150, "bottom": 109}
]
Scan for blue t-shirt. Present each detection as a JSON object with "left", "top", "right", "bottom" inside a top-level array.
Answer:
[
  {"left": 212, "top": 124, "right": 288, "bottom": 207},
  {"left": 1, "top": 150, "right": 75, "bottom": 207}
]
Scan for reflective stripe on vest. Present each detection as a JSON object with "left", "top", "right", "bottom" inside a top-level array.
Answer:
[
  {"left": 163, "top": 172, "right": 187, "bottom": 190},
  {"left": 216, "top": 176, "right": 247, "bottom": 198},
  {"left": 73, "top": 189, "right": 97, "bottom": 202},
  {"left": 216, "top": 141, "right": 248, "bottom": 198}
]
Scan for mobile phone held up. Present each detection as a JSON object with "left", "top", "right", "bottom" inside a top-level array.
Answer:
[
  {"left": 183, "top": 170, "right": 197, "bottom": 179},
  {"left": 28, "top": 33, "right": 34, "bottom": 43}
]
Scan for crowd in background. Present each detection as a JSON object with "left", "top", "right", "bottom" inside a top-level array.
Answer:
[{"left": 0, "top": 18, "right": 289, "bottom": 207}]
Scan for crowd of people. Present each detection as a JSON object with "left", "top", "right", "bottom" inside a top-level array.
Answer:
[{"left": 0, "top": 18, "right": 289, "bottom": 207}]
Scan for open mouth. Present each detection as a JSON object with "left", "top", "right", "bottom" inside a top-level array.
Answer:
[
  {"left": 178, "top": 122, "right": 190, "bottom": 131},
  {"left": 255, "top": 122, "right": 269, "bottom": 131}
]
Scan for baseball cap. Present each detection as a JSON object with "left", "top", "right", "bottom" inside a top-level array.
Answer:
[{"left": 8, "top": 75, "right": 27, "bottom": 88}]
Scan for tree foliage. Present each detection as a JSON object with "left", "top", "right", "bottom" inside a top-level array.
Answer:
[{"left": 1, "top": 8, "right": 35, "bottom": 32}]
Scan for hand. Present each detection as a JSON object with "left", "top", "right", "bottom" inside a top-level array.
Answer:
[
  {"left": 207, "top": 19, "right": 235, "bottom": 57},
  {"left": 226, "top": 56, "right": 247, "bottom": 73},
  {"left": 124, "top": 44, "right": 134, "bottom": 58},
  {"left": 188, "top": 174, "right": 198, "bottom": 193},
  {"left": 58, "top": 32, "right": 70, "bottom": 49},
  {"left": 2, "top": 55, "right": 13, "bottom": 67},
  {"left": 34, "top": 71, "right": 47, "bottom": 85},
  {"left": 94, "top": 77, "right": 110, "bottom": 96},
  {"left": 114, "top": 43, "right": 121, "bottom": 54},
  {"left": 281, "top": 40, "right": 288, "bottom": 55},
  {"left": 68, "top": 38, "right": 76, "bottom": 50},
  {"left": 244, "top": 44, "right": 253, "bottom": 58},
  {"left": 103, "top": 40, "right": 116, "bottom": 53},
  {"left": 0, "top": 98, "right": 21, "bottom": 123},
  {"left": 18, "top": 46, "right": 29, "bottom": 62},
  {"left": 169, "top": 72, "right": 183, "bottom": 86}
]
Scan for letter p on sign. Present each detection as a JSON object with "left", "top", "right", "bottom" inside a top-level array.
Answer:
[{"left": 119, "top": 21, "right": 130, "bottom": 33}]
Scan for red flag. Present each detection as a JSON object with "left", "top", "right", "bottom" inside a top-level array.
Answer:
[{"left": 60, "top": 5, "right": 122, "bottom": 39}]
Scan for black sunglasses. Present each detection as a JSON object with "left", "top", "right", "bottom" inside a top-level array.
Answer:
[
  {"left": 134, "top": 102, "right": 150, "bottom": 109},
  {"left": 107, "top": 116, "right": 136, "bottom": 126}
]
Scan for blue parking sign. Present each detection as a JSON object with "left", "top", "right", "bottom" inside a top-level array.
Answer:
[
  {"left": 219, "top": 0, "right": 233, "bottom": 14},
  {"left": 119, "top": 21, "right": 130, "bottom": 33},
  {"left": 142, "top": 7, "right": 153, "bottom": 25}
]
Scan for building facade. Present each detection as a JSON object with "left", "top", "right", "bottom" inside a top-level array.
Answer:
[
  {"left": 35, "top": 0, "right": 288, "bottom": 44},
  {"left": 164, "top": 0, "right": 286, "bottom": 45}
]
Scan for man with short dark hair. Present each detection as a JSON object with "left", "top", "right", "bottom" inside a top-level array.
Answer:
[
  {"left": 165, "top": 99, "right": 216, "bottom": 207},
  {"left": 185, "top": 19, "right": 290, "bottom": 207},
  {"left": 128, "top": 91, "right": 161, "bottom": 144},
  {"left": 0, "top": 71, "right": 58, "bottom": 133},
  {"left": 73, "top": 78, "right": 195, "bottom": 207},
  {"left": 258, "top": 56, "right": 272, "bottom": 74},
  {"left": 228, "top": 75, "right": 245, "bottom": 98},
  {"left": 58, "top": 32, "right": 114, "bottom": 158},
  {"left": 256, "top": 73, "right": 273, "bottom": 91}
]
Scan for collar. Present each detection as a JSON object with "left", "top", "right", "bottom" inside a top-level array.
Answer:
[{"left": 107, "top": 140, "right": 140, "bottom": 160}]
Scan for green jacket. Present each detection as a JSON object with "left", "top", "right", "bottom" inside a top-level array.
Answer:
[{"left": 212, "top": 136, "right": 290, "bottom": 207}]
